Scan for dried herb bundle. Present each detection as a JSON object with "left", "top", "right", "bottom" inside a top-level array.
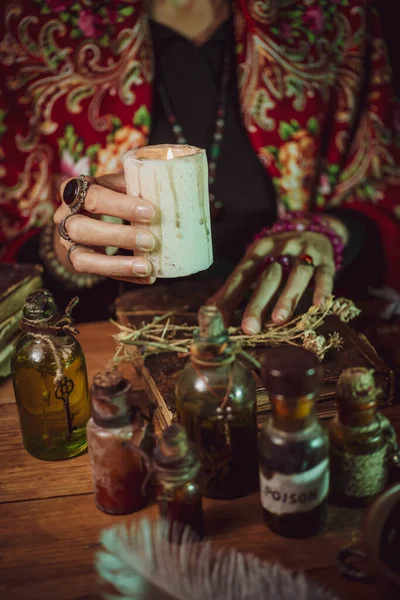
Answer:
[{"left": 112, "top": 296, "right": 360, "bottom": 364}]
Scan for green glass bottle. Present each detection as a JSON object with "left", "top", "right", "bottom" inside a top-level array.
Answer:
[
  {"left": 11, "top": 289, "right": 90, "bottom": 460},
  {"left": 175, "top": 305, "right": 258, "bottom": 499}
]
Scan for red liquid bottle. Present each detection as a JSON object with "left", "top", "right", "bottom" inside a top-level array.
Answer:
[{"left": 86, "top": 369, "right": 152, "bottom": 515}]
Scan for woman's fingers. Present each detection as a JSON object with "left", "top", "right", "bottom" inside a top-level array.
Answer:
[
  {"left": 55, "top": 213, "right": 157, "bottom": 252},
  {"left": 271, "top": 238, "right": 335, "bottom": 323},
  {"left": 313, "top": 263, "right": 335, "bottom": 306},
  {"left": 207, "top": 239, "right": 275, "bottom": 324},
  {"left": 241, "top": 261, "right": 282, "bottom": 334},
  {"left": 94, "top": 171, "right": 126, "bottom": 194},
  {"left": 60, "top": 177, "right": 155, "bottom": 224},
  {"left": 65, "top": 243, "right": 154, "bottom": 281},
  {"left": 271, "top": 259, "right": 315, "bottom": 324}
]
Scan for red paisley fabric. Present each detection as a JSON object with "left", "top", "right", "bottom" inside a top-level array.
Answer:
[{"left": 1, "top": 0, "right": 400, "bottom": 288}]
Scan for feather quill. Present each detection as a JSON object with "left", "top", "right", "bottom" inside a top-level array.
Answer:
[{"left": 96, "top": 519, "right": 338, "bottom": 600}]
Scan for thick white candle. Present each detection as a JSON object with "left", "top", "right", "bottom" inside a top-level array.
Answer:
[{"left": 123, "top": 144, "right": 213, "bottom": 278}]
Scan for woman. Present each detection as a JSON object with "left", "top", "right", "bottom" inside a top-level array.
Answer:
[{"left": 1, "top": 0, "right": 399, "bottom": 331}]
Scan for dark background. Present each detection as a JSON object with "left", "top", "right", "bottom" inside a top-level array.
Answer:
[{"left": 379, "top": 3, "right": 400, "bottom": 98}]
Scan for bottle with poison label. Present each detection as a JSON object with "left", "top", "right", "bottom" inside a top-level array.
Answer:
[{"left": 258, "top": 346, "right": 329, "bottom": 538}]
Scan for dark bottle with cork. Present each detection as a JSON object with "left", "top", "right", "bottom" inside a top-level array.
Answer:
[
  {"left": 259, "top": 347, "right": 329, "bottom": 538},
  {"left": 175, "top": 305, "right": 258, "bottom": 499},
  {"left": 153, "top": 423, "right": 203, "bottom": 542},
  {"left": 86, "top": 369, "right": 153, "bottom": 515},
  {"left": 328, "top": 367, "right": 399, "bottom": 507}
]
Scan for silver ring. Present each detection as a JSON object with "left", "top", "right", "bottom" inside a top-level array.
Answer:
[
  {"left": 58, "top": 213, "right": 76, "bottom": 243},
  {"left": 62, "top": 174, "right": 89, "bottom": 213},
  {"left": 67, "top": 243, "right": 85, "bottom": 265}
]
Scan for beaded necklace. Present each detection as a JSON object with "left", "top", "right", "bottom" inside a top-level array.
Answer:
[{"left": 158, "top": 39, "right": 231, "bottom": 220}]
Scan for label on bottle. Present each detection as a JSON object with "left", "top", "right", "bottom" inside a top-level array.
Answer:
[{"left": 259, "top": 459, "right": 329, "bottom": 515}]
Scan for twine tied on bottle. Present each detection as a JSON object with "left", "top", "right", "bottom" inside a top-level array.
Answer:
[{"left": 20, "top": 296, "right": 80, "bottom": 439}]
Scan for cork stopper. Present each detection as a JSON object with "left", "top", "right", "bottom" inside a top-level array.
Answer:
[
  {"left": 337, "top": 368, "right": 380, "bottom": 405},
  {"left": 23, "top": 289, "right": 58, "bottom": 323},
  {"left": 153, "top": 423, "right": 200, "bottom": 476},
  {"left": 336, "top": 368, "right": 381, "bottom": 426},
  {"left": 262, "top": 346, "right": 322, "bottom": 397},
  {"left": 92, "top": 369, "right": 126, "bottom": 396},
  {"left": 90, "top": 369, "right": 133, "bottom": 422},
  {"left": 158, "top": 424, "right": 190, "bottom": 459},
  {"left": 196, "top": 305, "right": 228, "bottom": 342}
]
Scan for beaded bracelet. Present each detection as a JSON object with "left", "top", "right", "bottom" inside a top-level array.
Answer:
[
  {"left": 39, "top": 221, "right": 105, "bottom": 290},
  {"left": 254, "top": 211, "right": 344, "bottom": 272}
]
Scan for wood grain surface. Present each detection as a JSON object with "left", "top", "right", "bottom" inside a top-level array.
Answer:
[{"left": 1, "top": 321, "right": 398, "bottom": 600}]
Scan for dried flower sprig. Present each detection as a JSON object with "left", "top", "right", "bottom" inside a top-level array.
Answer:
[{"left": 111, "top": 295, "right": 360, "bottom": 364}]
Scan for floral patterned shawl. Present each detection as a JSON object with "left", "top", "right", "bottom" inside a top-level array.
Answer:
[{"left": 1, "top": 0, "right": 400, "bottom": 289}]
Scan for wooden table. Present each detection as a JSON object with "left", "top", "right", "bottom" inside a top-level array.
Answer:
[{"left": 1, "top": 321, "right": 398, "bottom": 600}]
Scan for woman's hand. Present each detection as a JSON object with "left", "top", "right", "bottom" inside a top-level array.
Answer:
[
  {"left": 208, "top": 218, "right": 347, "bottom": 334},
  {"left": 53, "top": 173, "right": 157, "bottom": 284}
]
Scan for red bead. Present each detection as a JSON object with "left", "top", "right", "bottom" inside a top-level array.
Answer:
[{"left": 299, "top": 253, "right": 314, "bottom": 266}]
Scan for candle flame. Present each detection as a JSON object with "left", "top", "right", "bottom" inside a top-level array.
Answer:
[{"left": 167, "top": 147, "right": 174, "bottom": 160}]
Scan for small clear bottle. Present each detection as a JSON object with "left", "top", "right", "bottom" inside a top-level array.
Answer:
[
  {"left": 87, "top": 369, "right": 153, "bottom": 515},
  {"left": 11, "top": 290, "right": 90, "bottom": 460},
  {"left": 153, "top": 423, "right": 203, "bottom": 542},
  {"left": 175, "top": 306, "right": 258, "bottom": 499},
  {"left": 328, "top": 367, "right": 398, "bottom": 507},
  {"left": 259, "top": 346, "right": 329, "bottom": 538}
]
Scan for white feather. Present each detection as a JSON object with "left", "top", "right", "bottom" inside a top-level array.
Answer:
[{"left": 96, "top": 519, "right": 338, "bottom": 600}]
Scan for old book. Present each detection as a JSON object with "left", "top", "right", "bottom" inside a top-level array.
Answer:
[
  {"left": 0, "top": 308, "right": 23, "bottom": 348},
  {"left": 116, "top": 283, "right": 394, "bottom": 432},
  {"left": 0, "top": 335, "right": 19, "bottom": 379},
  {"left": 0, "top": 263, "right": 43, "bottom": 379},
  {"left": 0, "top": 263, "right": 43, "bottom": 324}
]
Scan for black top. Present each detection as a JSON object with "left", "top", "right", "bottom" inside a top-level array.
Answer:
[{"left": 149, "top": 18, "right": 276, "bottom": 264}]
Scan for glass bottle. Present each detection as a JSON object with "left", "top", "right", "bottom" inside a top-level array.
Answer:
[
  {"left": 86, "top": 369, "right": 153, "bottom": 515},
  {"left": 152, "top": 423, "right": 203, "bottom": 542},
  {"left": 175, "top": 305, "right": 258, "bottom": 499},
  {"left": 259, "top": 346, "right": 329, "bottom": 538},
  {"left": 328, "top": 367, "right": 398, "bottom": 507},
  {"left": 11, "top": 289, "right": 90, "bottom": 460}
]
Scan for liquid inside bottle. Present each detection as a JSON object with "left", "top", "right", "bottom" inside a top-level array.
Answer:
[
  {"left": 176, "top": 306, "right": 258, "bottom": 500},
  {"left": 259, "top": 346, "right": 329, "bottom": 538},
  {"left": 153, "top": 423, "right": 204, "bottom": 542},
  {"left": 11, "top": 290, "right": 90, "bottom": 460}
]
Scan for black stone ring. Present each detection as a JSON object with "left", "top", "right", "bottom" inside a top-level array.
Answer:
[
  {"left": 58, "top": 213, "right": 76, "bottom": 243},
  {"left": 62, "top": 174, "right": 89, "bottom": 213}
]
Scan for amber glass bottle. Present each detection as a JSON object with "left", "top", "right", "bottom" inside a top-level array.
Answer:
[
  {"left": 153, "top": 423, "right": 203, "bottom": 542},
  {"left": 259, "top": 347, "right": 329, "bottom": 538},
  {"left": 11, "top": 290, "right": 90, "bottom": 460},
  {"left": 328, "top": 367, "right": 397, "bottom": 507},
  {"left": 87, "top": 369, "right": 153, "bottom": 515},
  {"left": 175, "top": 306, "right": 258, "bottom": 499}
]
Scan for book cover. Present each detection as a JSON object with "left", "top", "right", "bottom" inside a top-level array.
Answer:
[
  {"left": 0, "top": 263, "right": 43, "bottom": 324},
  {"left": 115, "top": 283, "right": 394, "bottom": 432}
]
